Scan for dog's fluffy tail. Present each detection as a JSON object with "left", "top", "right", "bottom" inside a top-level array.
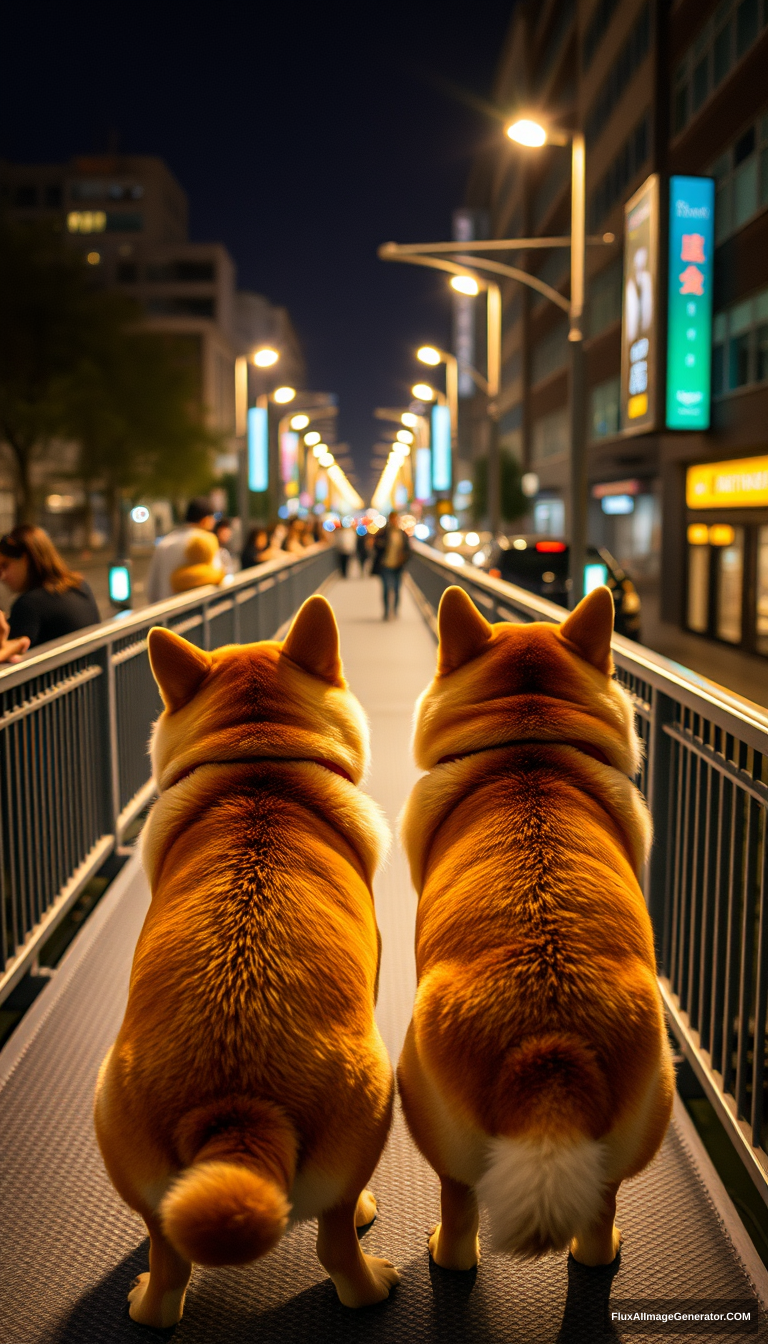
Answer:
[
  {"left": 475, "top": 1033, "right": 610, "bottom": 1258},
  {"left": 160, "top": 1098, "right": 298, "bottom": 1266}
]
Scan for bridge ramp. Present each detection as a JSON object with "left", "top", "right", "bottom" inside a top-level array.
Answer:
[{"left": 0, "top": 576, "right": 763, "bottom": 1342}]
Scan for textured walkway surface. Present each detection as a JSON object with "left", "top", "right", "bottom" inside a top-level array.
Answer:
[{"left": 0, "top": 575, "right": 764, "bottom": 1342}]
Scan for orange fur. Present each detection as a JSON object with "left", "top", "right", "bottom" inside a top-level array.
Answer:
[
  {"left": 398, "top": 586, "right": 674, "bottom": 1266},
  {"left": 95, "top": 596, "right": 400, "bottom": 1326}
]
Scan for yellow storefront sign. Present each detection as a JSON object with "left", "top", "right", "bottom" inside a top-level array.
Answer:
[{"left": 686, "top": 455, "right": 768, "bottom": 509}]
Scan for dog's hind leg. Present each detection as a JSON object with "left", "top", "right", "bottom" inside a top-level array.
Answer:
[
  {"left": 127, "top": 1213, "right": 192, "bottom": 1328},
  {"left": 428, "top": 1175, "right": 480, "bottom": 1271},
  {"left": 570, "top": 1180, "right": 622, "bottom": 1267},
  {"left": 317, "top": 1197, "right": 400, "bottom": 1306}
]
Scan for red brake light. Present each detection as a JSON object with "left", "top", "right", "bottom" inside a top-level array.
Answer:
[{"left": 535, "top": 541, "right": 566, "bottom": 552}]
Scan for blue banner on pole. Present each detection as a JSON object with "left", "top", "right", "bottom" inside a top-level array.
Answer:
[
  {"left": 247, "top": 406, "right": 269, "bottom": 492},
  {"left": 431, "top": 404, "right": 452, "bottom": 492}
]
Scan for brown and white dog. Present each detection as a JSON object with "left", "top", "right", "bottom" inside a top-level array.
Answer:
[
  {"left": 398, "top": 585, "right": 673, "bottom": 1272},
  {"left": 94, "top": 596, "right": 399, "bottom": 1328}
]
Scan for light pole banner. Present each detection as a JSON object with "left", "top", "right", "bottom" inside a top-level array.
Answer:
[
  {"left": 247, "top": 406, "right": 269, "bottom": 492},
  {"left": 415, "top": 447, "right": 432, "bottom": 502},
  {"left": 620, "top": 173, "right": 659, "bottom": 435},
  {"left": 666, "top": 176, "right": 714, "bottom": 430},
  {"left": 431, "top": 404, "right": 452, "bottom": 492}
]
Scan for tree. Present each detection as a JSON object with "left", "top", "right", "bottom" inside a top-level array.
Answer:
[
  {"left": 0, "top": 219, "right": 218, "bottom": 528},
  {"left": 472, "top": 451, "right": 528, "bottom": 527},
  {"left": 63, "top": 328, "right": 217, "bottom": 540}
]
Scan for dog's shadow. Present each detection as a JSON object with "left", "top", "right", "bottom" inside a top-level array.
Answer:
[{"left": 49, "top": 1239, "right": 624, "bottom": 1344}]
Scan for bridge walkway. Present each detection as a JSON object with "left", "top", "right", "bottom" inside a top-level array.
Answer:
[{"left": 0, "top": 575, "right": 765, "bottom": 1342}]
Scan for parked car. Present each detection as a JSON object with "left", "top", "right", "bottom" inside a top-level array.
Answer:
[{"left": 487, "top": 535, "right": 642, "bottom": 640}]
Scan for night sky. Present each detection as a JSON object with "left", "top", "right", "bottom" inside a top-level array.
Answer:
[{"left": 1, "top": 1, "right": 515, "bottom": 490}]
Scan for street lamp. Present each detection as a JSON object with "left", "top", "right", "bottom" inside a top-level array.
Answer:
[
  {"left": 253, "top": 347, "right": 280, "bottom": 367},
  {"left": 506, "top": 114, "right": 587, "bottom": 605},
  {"left": 273, "top": 386, "right": 296, "bottom": 404},
  {"left": 412, "top": 383, "right": 435, "bottom": 401},
  {"left": 416, "top": 346, "right": 458, "bottom": 451}
]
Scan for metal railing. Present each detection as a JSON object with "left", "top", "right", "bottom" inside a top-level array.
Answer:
[
  {"left": 407, "top": 541, "right": 768, "bottom": 1205},
  {"left": 0, "top": 543, "right": 337, "bottom": 1006}
]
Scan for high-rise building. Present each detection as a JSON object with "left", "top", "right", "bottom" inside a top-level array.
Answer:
[{"left": 464, "top": 0, "right": 768, "bottom": 661}]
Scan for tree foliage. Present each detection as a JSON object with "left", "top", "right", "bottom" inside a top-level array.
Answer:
[
  {"left": 0, "top": 219, "right": 217, "bottom": 525},
  {"left": 472, "top": 451, "right": 528, "bottom": 526}
]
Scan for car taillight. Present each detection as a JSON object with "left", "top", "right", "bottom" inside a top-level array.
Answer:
[
  {"left": 489, "top": 567, "right": 501, "bottom": 578},
  {"left": 535, "top": 541, "right": 566, "bottom": 552}
]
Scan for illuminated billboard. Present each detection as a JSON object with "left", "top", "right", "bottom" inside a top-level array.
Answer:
[
  {"left": 414, "top": 447, "right": 432, "bottom": 501},
  {"left": 280, "top": 430, "right": 299, "bottom": 494},
  {"left": 686, "top": 455, "right": 768, "bottom": 508},
  {"left": 620, "top": 174, "right": 659, "bottom": 435},
  {"left": 431, "top": 404, "right": 452, "bottom": 492},
  {"left": 666, "top": 176, "right": 714, "bottom": 430},
  {"left": 247, "top": 406, "right": 269, "bottom": 492}
]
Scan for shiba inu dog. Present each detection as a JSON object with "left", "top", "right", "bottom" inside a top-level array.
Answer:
[
  {"left": 95, "top": 596, "right": 399, "bottom": 1328},
  {"left": 398, "top": 585, "right": 673, "bottom": 1272}
]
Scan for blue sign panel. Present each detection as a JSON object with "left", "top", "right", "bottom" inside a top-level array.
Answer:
[
  {"left": 415, "top": 447, "right": 432, "bottom": 501},
  {"left": 431, "top": 404, "right": 452, "bottom": 493},
  {"left": 666, "top": 176, "right": 715, "bottom": 430},
  {"left": 247, "top": 406, "right": 269, "bottom": 492}
]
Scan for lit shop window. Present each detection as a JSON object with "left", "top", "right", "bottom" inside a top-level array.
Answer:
[
  {"left": 757, "top": 525, "right": 768, "bottom": 654},
  {"left": 712, "top": 286, "right": 768, "bottom": 395},
  {"left": 590, "top": 377, "right": 620, "bottom": 439},
  {"left": 67, "top": 211, "right": 106, "bottom": 234},
  {"left": 716, "top": 525, "right": 744, "bottom": 643},
  {"left": 710, "top": 114, "right": 768, "bottom": 244},
  {"left": 673, "top": 0, "right": 768, "bottom": 136}
]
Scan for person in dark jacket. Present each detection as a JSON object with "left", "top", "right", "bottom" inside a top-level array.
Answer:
[
  {"left": 372, "top": 511, "right": 411, "bottom": 619},
  {"left": 0, "top": 525, "right": 100, "bottom": 648}
]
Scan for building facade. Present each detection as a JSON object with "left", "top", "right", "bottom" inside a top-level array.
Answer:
[
  {"left": 464, "top": 0, "right": 768, "bottom": 659},
  {"left": 1, "top": 153, "right": 305, "bottom": 532}
]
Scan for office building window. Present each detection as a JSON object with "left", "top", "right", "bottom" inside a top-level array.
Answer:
[
  {"left": 716, "top": 526, "right": 745, "bottom": 642},
  {"left": 712, "top": 285, "right": 768, "bottom": 394},
  {"left": 146, "top": 260, "right": 215, "bottom": 282},
  {"left": 673, "top": 0, "right": 768, "bottom": 136},
  {"left": 70, "top": 180, "right": 104, "bottom": 200},
  {"left": 105, "top": 213, "right": 143, "bottom": 232},
  {"left": 532, "top": 409, "right": 568, "bottom": 465},
  {"left": 146, "top": 296, "right": 215, "bottom": 318},
  {"left": 585, "top": 4, "right": 651, "bottom": 148},
  {"left": 710, "top": 112, "right": 768, "bottom": 243},
  {"left": 531, "top": 319, "right": 569, "bottom": 384},
  {"left": 107, "top": 183, "right": 143, "bottom": 200},
  {"left": 590, "top": 377, "right": 620, "bottom": 439},
  {"left": 583, "top": 0, "right": 621, "bottom": 70},
  {"left": 589, "top": 113, "right": 649, "bottom": 229},
  {"left": 531, "top": 248, "right": 570, "bottom": 312}
]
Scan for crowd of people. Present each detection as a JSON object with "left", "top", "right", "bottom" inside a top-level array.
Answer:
[{"left": 0, "top": 499, "right": 413, "bottom": 665}]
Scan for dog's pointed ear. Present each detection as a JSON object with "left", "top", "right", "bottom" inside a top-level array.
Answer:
[
  {"left": 559, "top": 586, "right": 614, "bottom": 673},
  {"left": 437, "top": 586, "right": 494, "bottom": 674},
  {"left": 148, "top": 627, "right": 212, "bottom": 712},
  {"left": 281, "top": 595, "right": 342, "bottom": 683}
]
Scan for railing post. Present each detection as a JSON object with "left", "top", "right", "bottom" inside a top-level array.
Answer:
[
  {"left": 99, "top": 641, "right": 121, "bottom": 843},
  {"left": 645, "top": 688, "right": 676, "bottom": 971}
]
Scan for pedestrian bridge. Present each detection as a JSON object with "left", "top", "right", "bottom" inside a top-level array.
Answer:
[{"left": 1, "top": 546, "right": 767, "bottom": 1342}]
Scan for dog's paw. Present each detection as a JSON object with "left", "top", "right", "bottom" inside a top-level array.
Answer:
[
  {"left": 333, "top": 1254, "right": 400, "bottom": 1307},
  {"left": 428, "top": 1221, "right": 481, "bottom": 1271},
  {"left": 128, "top": 1272, "right": 185, "bottom": 1328},
  {"left": 355, "top": 1188, "right": 377, "bottom": 1228}
]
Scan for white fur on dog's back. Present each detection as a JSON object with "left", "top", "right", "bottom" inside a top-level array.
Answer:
[{"left": 476, "top": 1134, "right": 607, "bottom": 1256}]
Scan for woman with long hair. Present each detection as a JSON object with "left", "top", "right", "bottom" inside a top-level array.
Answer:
[{"left": 0, "top": 525, "right": 100, "bottom": 648}]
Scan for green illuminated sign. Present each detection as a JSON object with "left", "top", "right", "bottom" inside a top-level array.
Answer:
[{"left": 666, "top": 176, "right": 714, "bottom": 430}]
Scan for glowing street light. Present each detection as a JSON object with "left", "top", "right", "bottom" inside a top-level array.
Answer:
[
  {"left": 319, "top": 451, "right": 335, "bottom": 468},
  {"left": 450, "top": 274, "right": 480, "bottom": 296},
  {"left": 505, "top": 118, "right": 548, "bottom": 148},
  {"left": 312, "top": 443, "right": 327, "bottom": 457},
  {"left": 505, "top": 112, "right": 588, "bottom": 604},
  {"left": 401, "top": 412, "right": 418, "bottom": 428},
  {"left": 305, "top": 431, "right": 321, "bottom": 446},
  {"left": 417, "top": 345, "right": 441, "bottom": 367},
  {"left": 253, "top": 347, "right": 279, "bottom": 367},
  {"left": 412, "top": 383, "right": 435, "bottom": 401},
  {"left": 290, "top": 413, "right": 310, "bottom": 430},
  {"left": 396, "top": 429, "right": 414, "bottom": 444},
  {"left": 273, "top": 386, "right": 296, "bottom": 404}
]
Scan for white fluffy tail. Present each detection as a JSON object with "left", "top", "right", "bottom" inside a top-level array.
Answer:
[{"left": 476, "top": 1134, "right": 607, "bottom": 1258}]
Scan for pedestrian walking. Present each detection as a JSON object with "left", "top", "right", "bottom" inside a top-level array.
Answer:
[
  {"left": 355, "top": 524, "right": 370, "bottom": 576},
  {"left": 372, "top": 511, "right": 411, "bottom": 620},
  {"left": 334, "top": 521, "right": 356, "bottom": 577},
  {"left": 145, "top": 498, "right": 221, "bottom": 604},
  {"left": 0, "top": 525, "right": 101, "bottom": 649}
]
